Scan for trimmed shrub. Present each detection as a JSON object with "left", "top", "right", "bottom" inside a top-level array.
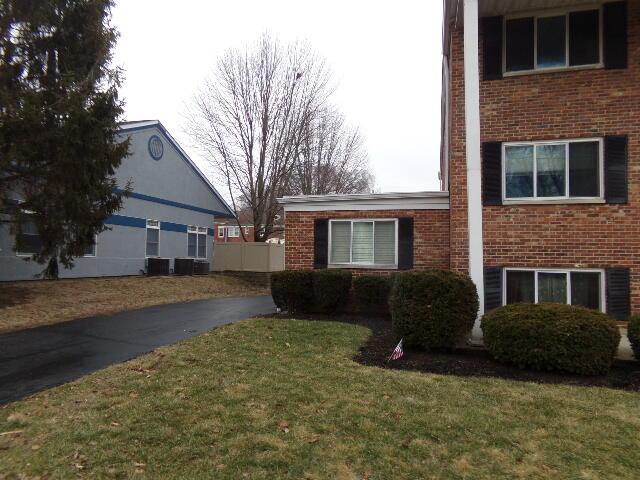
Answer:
[
  {"left": 628, "top": 315, "right": 640, "bottom": 360},
  {"left": 353, "top": 275, "right": 392, "bottom": 316},
  {"left": 482, "top": 303, "right": 621, "bottom": 375},
  {"left": 312, "top": 270, "right": 352, "bottom": 313},
  {"left": 270, "top": 270, "right": 313, "bottom": 314},
  {"left": 390, "top": 270, "right": 479, "bottom": 350}
]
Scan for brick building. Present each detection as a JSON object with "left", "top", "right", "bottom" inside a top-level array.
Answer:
[{"left": 279, "top": 0, "right": 633, "bottom": 337}]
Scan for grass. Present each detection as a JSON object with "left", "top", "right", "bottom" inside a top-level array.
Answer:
[
  {"left": 0, "top": 275, "right": 267, "bottom": 334},
  {"left": 1, "top": 318, "right": 639, "bottom": 479}
]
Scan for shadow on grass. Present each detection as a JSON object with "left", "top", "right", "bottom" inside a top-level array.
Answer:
[
  {"left": 266, "top": 312, "right": 640, "bottom": 392},
  {"left": 0, "top": 285, "right": 31, "bottom": 309}
]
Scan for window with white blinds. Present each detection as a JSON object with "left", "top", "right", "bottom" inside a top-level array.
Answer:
[{"left": 329, "top": 220, "right": 397, "bottom": 266}]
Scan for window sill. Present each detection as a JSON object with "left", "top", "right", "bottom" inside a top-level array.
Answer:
[
  {"left": 503, "top": 63, "right": 603, "bottom": 78},
  {"left": 502, "top": 198, "right": 605, "bottom": 206},
  {"left": 328, "top": 264, "right": 398, "bottom": 270}
]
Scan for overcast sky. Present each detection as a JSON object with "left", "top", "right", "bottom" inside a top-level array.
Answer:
[{"left": 112, "top": 0, "right": 444, "bottom": 194}]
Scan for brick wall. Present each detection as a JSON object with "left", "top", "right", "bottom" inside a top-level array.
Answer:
[
  {"left": 448, "top": 3, "right": 640, "bottom": 312},
  {"left": 284, "top": 209, "right": 450, "bottom": 273}
]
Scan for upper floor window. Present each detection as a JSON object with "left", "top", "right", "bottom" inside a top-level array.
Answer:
[
  {"left": 505, "top": 8, "right": 601, "bottom": 73},
  {"left": 329, "top": 219, "right": 397, "bottom": 267},
  {"left": 503, "top": 139, "right": 602, "bottom": 201},
  {"left": 188, "top": 226, "right": 207, "bottom": 258},
  {"left": 146, "top": 219, "right": 160, "bottom": 257}
]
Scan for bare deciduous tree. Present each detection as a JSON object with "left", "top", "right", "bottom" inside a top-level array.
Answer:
[
  {"left": 185, "top": 34, "right": 332, "bottom": 241},
  {"left": 290, "top": 106, "right": 374, "bottom": 195}
]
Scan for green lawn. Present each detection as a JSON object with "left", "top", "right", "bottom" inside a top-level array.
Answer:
[{"left": 1, "top": 318, "right": 639, "bottom": 479}]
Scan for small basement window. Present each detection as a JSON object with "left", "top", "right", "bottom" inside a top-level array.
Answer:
[
  {"left": 329, "top": 219, "right": 397, "bottom": 267},
  {"left": 505, "top": 7, "right": 601, "bottom": 73},
  {"left": 503, "top": 139, "right": 602, "bottom": 201},
  {"left": 146, "top": 219, "right": 160, "bottom": 257},
  {"left": 188, "top": 226, "right": 208, "bottom": 258},
  {"left": 505, "top": 268, "right": 603, "bottom": 311}
]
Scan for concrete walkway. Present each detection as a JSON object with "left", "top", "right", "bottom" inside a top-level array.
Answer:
[{"left": 0, "top": 295, "right": 275, "bottom": 404}]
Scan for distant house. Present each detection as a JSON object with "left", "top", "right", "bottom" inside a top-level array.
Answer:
[
  {"left": 214, "top": 210, "right": 284, "bottom": 244},
  {"left": 0, "top": 120, "right": 234, "bottom": 281}
]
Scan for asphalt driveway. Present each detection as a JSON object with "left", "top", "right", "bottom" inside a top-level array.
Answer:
[{"left": 0, "top": 295, "right": 275, "bottom": 404}]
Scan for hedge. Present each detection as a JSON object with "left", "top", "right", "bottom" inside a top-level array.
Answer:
[
  {"left": 270, "top": 270, "right": 314, "bottom": 314},
  {"left": 353, "top": 275, "right": 392, "bottom": 316},
  {"left": 390, "top": 270, "right": 478, "bottom": 350},
  {"left": 482, "top": 303, "right": 621, "bottom": 375},
  {"left": 628, "top": 315, "right": 640, "bottom": 360},
  {"left": 312, "top": 270, "right": 353, "bottom": 313}
]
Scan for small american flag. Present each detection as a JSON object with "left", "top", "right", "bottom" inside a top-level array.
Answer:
[{"left": 388, "top": 339, "right": 404, "bottom": 361}]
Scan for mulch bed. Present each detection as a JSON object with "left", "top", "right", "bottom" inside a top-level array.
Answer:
[{"left": 270, "top": 312, "right": 640, "bottom": 392}]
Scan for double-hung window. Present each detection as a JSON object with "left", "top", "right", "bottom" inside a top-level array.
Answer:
[
  {"left": 83, "top": 235, "right": 97, "bottom": 257},
  {"left": 503, "top": 139, "right": 602, "bottom": 201},
  {"left": 329, "top": 219, "right": 397, "bottom": 267},
  {"left": 505, "top": 268, "right": 604, "bottom": 311},
  {"left": 16, "top": 219, "right": 43, "bottom": 256},
  {"left": 227, "top": 226, "right": 240, "bottom": 238},
  {"left": 505, "top": 8, "right": 601, "bottom": 73},
  {"left": 188, "top": 226, "right": 208, "bottom": 258},
  {"left": 146, "top": 220, "right": 160, "bottom": 257},
  {"left": 217, "top": 227, "right": 225, "bottom": 238}
]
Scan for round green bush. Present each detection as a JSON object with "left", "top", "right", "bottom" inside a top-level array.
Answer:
[
  {"left": 353, "top": 275, "right": 392, "bottom": 316},
  {"left": 312, "top": 270, "right": 352, "bottom": 313},
  {"left": 628, "top": 315, "right": 640, "bottom": 360},
  {"left": 390, "top": 270, "right": 479, "bottom": 350},
  {"left": 270, "top": 270, "right": 313, "bottom": 314},
  {"left": 481, "top": 303, "right": 621, "bottom": 375}
]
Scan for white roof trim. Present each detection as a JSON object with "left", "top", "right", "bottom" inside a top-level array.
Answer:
[{"left": 278, "top": 191, "right": 450, "bottom": 212}]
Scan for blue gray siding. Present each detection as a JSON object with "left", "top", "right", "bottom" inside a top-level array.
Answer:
[{"left": 0, "top": 123, "right": 231, "bottom": 281}]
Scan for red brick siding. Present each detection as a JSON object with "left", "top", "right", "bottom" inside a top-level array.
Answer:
[
  {"left": 448, "top": 3, "right": 640, "bottom": 312},
  {"left": 284, "top": 210, "right": 450, "bottom": 273}
]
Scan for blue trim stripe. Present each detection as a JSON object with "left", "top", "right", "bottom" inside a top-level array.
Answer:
[
  {"left": 120, "top": 190, "right": 231, "bottom": 217},
  {"left": 105, "top": 214, "right": 146, "bottom": 228},
  {"left": 105, "top": 214, "right": 214, "bottom": 236},
  {"left": 117, "top": 122, "right": 235, "bottom": 218},
  {"left": 161, "top": 221, "right": 187, "bottom": 233}
]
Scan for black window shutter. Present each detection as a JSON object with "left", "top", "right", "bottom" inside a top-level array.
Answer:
[
  {"left": 313, "top": 219, "right": 328, "bottom": 269},
  {"left": 505, "top": 17, "right": 534, "bottom": 72},
  {"left": 604, "top": 135, "right": 628, "bottom": 204},
  {"left": 397, "top": 218, "right": 414, "bottom": 270},
  {"left": 569, "top": 9, "right": 600, "bottom": 66},
  {"left": 603, "top": 1, "right": 628, "bottom": 69},
  {"left": 484, "top": 267, "right": 503, "bottom": 312},
  {"left": 606, "top": 267, "right": 630, "bottom": 320},
  {"left": 482, "top": 16, "right": 503, "bottom": 80},
  {"left": 482, "top": 141, "right": 502, "bottom": 205}
]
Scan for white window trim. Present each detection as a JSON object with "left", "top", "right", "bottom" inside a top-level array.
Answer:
[
  {"left": 187, "top": 226, "right": 208, "bottom": 259},
  {"left": 328, "top": 218, "right": 399, "bottom": 269},
  {"left": 217, "top": 227, "right": 225, "bottom": 238},
  {"left": 502, "top": 138, "right": 604, "bottom": 204},
  {"left": 502, "top": 4, "right": 604, "bottom": 77},
  {"left": 503, "top": 267, "right": 606, "bottom": 312},
  {"left": 145, "top": 219, "right": 160, "bottom": 258},
  {"left": 82, "top": 234, "right": 98, "bottom": 258}
]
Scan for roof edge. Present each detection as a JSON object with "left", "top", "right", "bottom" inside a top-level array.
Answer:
[
  {"left": 278, "top": 191, "right": 449, "bottom": 205},
  {"left": 118, "top": 120, "right": 235, "bottom": 218}
]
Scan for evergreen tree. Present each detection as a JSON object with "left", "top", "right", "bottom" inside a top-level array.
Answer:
[{"left": 0, "top": 0, "right": 129, "bottom": 278}]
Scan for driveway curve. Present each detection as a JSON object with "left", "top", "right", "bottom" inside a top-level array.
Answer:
[{"left": 0, "top": 295, "right": 275, "bottom": 404}]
